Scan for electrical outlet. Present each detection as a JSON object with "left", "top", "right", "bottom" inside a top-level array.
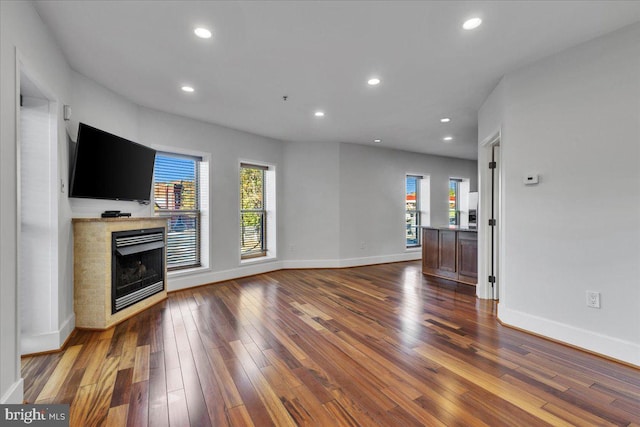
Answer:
[{"left": 586, "top": 291, "right": 601, "bottom": 309}]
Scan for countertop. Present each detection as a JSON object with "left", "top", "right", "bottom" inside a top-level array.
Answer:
[
  {"left": 72, "top": 217, "right": 167, "bottom": 223},
  {"left": 419, "top": 225, "right": 478, "bottom": 233}
]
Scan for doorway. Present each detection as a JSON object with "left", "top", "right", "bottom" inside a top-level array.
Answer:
[
  {"left": 18, "top": 68, "right": 59, "bottom": 354},
  {"left": 489, "top": 143, "right": 500, "bottom": 300},
  {"left": 479, "top": 133, "right": 501, "bottom": 301}
]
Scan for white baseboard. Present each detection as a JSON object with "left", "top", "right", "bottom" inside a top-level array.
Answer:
[
  {"left": 1, "top": 378, "right": 23, "bottom": 404},
  {"left": 262, "top": 253, "right": 421, "bottom": 271},
  {"left": 338, "top": 252, "right": 422, "bottom": 268},
  {"left": 59, "top": 313, "right": 75, "bottom": 347},
  {"left": 168, "top": 261, "right": 284, "bottom": 291},
  {"left": 281, "top": 259, "right": 342, "bottom": 269},
  {"left": 168, "top": 253, "right": 422, "bottom": 292},
  {"left": 499, "top": 306, "right": 640, "bottom": 367},
  {"left": 20, "top": 313, "right": 75, "bottom": 355}
]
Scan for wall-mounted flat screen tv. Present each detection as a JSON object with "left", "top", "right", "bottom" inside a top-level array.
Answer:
[{"left": 69, "top": 123, "right": 156, "bottom": 202}]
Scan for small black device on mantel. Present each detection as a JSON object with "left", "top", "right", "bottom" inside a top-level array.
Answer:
[
  {"left": 70, "top": 123, "right": 157, "bottom": 202},
  {"left": 101, "top": 211, "right": 131, "bottom": 218}
]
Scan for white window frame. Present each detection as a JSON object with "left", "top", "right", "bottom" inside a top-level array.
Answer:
[
  {"left": 239, "top": 160, "right": 276, "bottom": 264},
  {"left": 405, "top": 174, "right": 430, "bottom": 250},
  {"left": 152, "top": 145, "right": 210, "bottom": 275},
  {"left": 449, "top": 177, "right": 470, "bottom": 227}
]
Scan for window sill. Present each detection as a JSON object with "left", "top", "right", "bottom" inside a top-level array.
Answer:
[
  {"left": 405, "top": 246, "right": 422, "bottom": 252},
  {"left": 240, "top": 255, "right": 277, "bottom": 266}
]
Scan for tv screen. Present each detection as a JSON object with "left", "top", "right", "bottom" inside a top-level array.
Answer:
[{"left": 70, "top": 123, "right": 156, "bottom": 202}]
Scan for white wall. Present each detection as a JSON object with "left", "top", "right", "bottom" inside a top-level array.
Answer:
[
  {"left": 478, "top": 23, "right": 640, "bottom": 365},
  {"left": 282, "top": 141, "right": 341, "bottom": 267},
  {"left": 338, "top": 143, "right": 477, "bottom": 263},
  {"left": 282, "top": 142, "right": 477, "bottom": 268},
  {"left": 67, "top": 71, "right": 147, "bottom": 217},
  {"left": 137, "top": 107, "right": 285, "bottom": 289},
  {"left": 1, "top": 0, "right": 72, "bottom": 403}
]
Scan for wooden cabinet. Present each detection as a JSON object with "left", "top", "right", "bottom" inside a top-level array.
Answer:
[
  {"left": 421, "top": 227, "right": 477, "bottom": 285},
  {"left": 457, "top": 232, "right": 478, "bottom": 284},
  {"left": 437, "top": 230, "right": 458, "bottom": 279},
  {"left": 423, "top": 228, "right": 439, "bottom": 270}
]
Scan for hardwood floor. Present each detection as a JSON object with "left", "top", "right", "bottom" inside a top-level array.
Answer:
[{"left": 22, "top": 261, "right": 640, "bottom": 426}]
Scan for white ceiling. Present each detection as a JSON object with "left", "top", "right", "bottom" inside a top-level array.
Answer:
[{"left": 34, "top": 1, "right": 640, "bottom": 160}]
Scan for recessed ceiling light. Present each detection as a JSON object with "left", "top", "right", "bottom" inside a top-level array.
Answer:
[
  {"left": 462, "top": 17, "right": 482, "bottom": 30},
  {"left": 374, "top": 139, "right": 382, "bottom": 143},
  {"left": 314, "top": 111, "right": 325, "bottom": 117},
  {"left": 194, "top": 27, "right": 212, "bottom": 39},
  {"left": 368, "top": 78, "right": 381, "bottom": 86},
  {"left": 181, "top": 86, "right": 195, "bottom": 93},
  {"left": 443, "top": 136, "right": 453, "bottom": 141},
  {"left": 440, "top": 118, "right": 451, "bottom": 123}
]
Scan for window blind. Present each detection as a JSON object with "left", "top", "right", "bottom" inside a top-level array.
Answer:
[{"left": 154, "top": 152, "right": 201, "bottom": 270}]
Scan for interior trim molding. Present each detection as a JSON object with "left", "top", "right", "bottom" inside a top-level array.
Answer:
[
  {"left": 337, "top": 252, "right": 422, "bottom": 268},
  {"left": 499, "top": 306, "right": 640, "bottom": 367},
  {"left": 0, "top": 379, "right": 23, "bottom": 404},
  {"left": 168, "top": 260, "right": 284, "bottom": 292},
  {"left": 20, "top": 313, "right": 75, "bottom": 355}
]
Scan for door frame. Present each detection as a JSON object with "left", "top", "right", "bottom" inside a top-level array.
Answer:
[
  {"left": 477, "top": 130, "right": 502, "bottom": 300},
  {"left": 17, "top": 50, "right": 61, "bottom": 354}
]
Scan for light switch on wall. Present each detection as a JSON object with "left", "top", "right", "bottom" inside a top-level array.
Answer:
[{"left": 524, "top": 174, "right": 539, "bottom": 185}]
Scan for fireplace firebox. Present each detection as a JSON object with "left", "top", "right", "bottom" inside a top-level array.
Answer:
[{"left": 112, "top": 227, "right": 165, "bottom": 313}]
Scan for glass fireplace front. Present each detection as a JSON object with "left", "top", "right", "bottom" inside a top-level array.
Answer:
[{"left": 112, "top": 227, "right": 165, "bottom": 313}]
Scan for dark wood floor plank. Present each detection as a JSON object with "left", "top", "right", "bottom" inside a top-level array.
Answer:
[
  {"left": 22, "top": 352, "right": 63, "bottom": 403},
  {"left": 35, "top": 345, "right": 82, "bottom": 402},
  {"left": 110, "top": 368, "right": 133, "bottom": 408},
  {"left": 191, "top": 349, "right": 230, "bottom": 427},
  {"left": 20, "top": 261, "right": 640, "bottom": 426},
  {"left": 227, "top": 405, "right": 255, "bottom": 427},
  {"left": 223, "top": 355, "right": 275, "bottom": 427},
  {"left": 54, "top": 367, "right": 86, "bottom": 405},
  {"left": 204, "top": 346, "right": 244, "bottom": 409},
  {"left": 126, "top": 380, "right": 149, "bottom": 427},
  {"left": 229, "top": 340, "right": 297, "bottom": 426}
]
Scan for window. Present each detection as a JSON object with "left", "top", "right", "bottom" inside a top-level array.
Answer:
[
  {"left": 154, "top": 152, "right": 202, "bottom": 270},
  {"left": 240, "top": 163, "right": 267, "bottom": 259},
  {"left": 449, "top": 178, "right": 462, "bottom": 225},
  {"left": 406, "top": 175, "right": 421, "bottom": 247}
]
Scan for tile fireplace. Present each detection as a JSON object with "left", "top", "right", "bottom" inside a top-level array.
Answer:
[{"left": 73, "top": 217, "right": 168, "bottom": 329}]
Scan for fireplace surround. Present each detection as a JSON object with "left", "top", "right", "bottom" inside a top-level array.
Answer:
[{"left": 73, "top": 217, "right": 168, "bottom": 329}]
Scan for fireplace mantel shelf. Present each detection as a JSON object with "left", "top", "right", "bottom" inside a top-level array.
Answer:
[{"left": 73, "top": 217, "right": 168, "bottom": 329}]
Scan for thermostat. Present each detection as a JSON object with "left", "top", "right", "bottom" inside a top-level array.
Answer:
[{"left": 524, "top": 174, "right": 539, "bottom": 185}]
